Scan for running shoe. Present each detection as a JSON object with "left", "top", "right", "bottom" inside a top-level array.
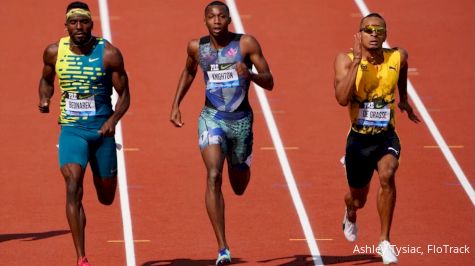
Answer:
[
  {"left": 77, "top": 256, "right": 91, "bottom": 266},
  {"left": 342, "top": 208, "right": 357, "bottom": 242},
  {"left": 377, "top": 240, "right": 398, "bottom": 264},
  {"left": 215, "top": 248, "right": 231, "bottom": 265}
]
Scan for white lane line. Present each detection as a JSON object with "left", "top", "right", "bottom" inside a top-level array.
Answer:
[
  {"left": 98, "top": 1, "right": 137, "bottom": 265},
  {"left": 226, "top": 1, "right": 323, "bottom": 265},
  {"left": 354, "top": 0, "right": 475, "bottom": 206}
]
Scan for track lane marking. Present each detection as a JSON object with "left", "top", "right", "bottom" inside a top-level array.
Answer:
[{"left": 98, "top": 1, "right": 136, "bottom": 265}]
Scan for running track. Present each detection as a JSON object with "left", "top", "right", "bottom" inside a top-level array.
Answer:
[{"left": 0, "top": 0, "right": 473, "bottom": 265}]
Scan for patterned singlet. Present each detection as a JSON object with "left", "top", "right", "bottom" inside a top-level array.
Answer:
[
  {"left": 55, "top": 37, "right": 113, "bottom": 128},
  {"left": 199, "top": 33, "right": 252, "bottom": 115},
  {"left": 348, "top": 49, "right": 401, "bottom": 135}
]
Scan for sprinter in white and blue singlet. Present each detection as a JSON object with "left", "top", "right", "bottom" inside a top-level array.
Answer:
[
  {"left": 170, "top": 1, "right": 273, "bottom": 265},
  {"left": 38, "top": 2, "right": 130, "bottom": 265}
]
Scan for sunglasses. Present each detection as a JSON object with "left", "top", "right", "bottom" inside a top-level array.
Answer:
[{"left": 360, "top": 25, "right": 386, "bottom": 35}]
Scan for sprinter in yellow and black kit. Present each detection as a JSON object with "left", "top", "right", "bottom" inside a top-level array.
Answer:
[{"left": 334, "top": 13, "right": 420, "bottom": 265}]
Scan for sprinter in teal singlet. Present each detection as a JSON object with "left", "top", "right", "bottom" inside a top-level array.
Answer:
[
  {"left": 170, "top": 2, "right": 273, "bottom": 265},
  {"left": 38, "top": 2, "right": 130, "bottom": 265}
]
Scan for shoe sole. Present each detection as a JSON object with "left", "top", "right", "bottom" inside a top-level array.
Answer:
[{"left": 216, "top": 258, "right": 231, "bottom": 265}]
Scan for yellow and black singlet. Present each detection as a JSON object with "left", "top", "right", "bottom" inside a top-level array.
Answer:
[
  {"left": 55, "top": 37, "right": 112, "bottom": 128},
  {"left": 348, "top": 48, "right": 401, "bottom": 135}
]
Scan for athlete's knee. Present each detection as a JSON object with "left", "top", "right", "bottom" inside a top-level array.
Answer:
[
  {"left": 98, "top": 193, "right": 115, "bottom": 205},
  {"left": 347, "top": 189, "right": 369, "bottom": 209},
  {"left": 65, "top": 180, "right": 83, "bottom": 204},
  {"left": 232, "top": 186, "right": 246, "bottom": 196},
  {"left": 229, "top": 168, "right": 250, "bottom": 196},
  {"left": 379, "top": 169, "right": 396, "bottom": 189},
  {"left": 207, "top": 168, "right": 223, "bottom": 191},
  {"left": 63, "top": 178, "right": 83, "bottom": 202},
  {"left": 94, "top": 177, "right": 117, "bottom": 205},
  {"left": 353, "top": 197, "right": 368, "bottom": 209}
]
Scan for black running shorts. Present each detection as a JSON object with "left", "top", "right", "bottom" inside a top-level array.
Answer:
[{"left": 344, "top": 129, "right": 401, "bottom": 188}]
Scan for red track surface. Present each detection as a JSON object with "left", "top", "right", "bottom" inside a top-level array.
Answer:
[{"left": 0, "top": 0, "right": 473, "bottom": 265}]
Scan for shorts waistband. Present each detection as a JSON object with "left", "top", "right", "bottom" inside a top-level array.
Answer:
[{"left": 201, "top": 106, "right": 252, "bottom": 120}]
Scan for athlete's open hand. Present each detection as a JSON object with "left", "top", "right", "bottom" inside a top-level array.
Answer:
[
  {"left": 170, "top": 108, "right": 184, "bottom": 127},
  {"left": 352, "top": 32, "right": 363, "bottom": 61},
  {"left": 98, "top": 120, "right": 116, "bottom": 136},
  {"left": 398, "top": 101, "right": 421, "bottom": 123},
  {"left": 38, "top": 98, "right": 50, "bottom": 113}
]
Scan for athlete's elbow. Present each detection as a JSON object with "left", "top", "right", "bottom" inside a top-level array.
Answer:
[
  {"left": 335, "top": 96, "right": 349, "bottom": 106},
  {"left": 264, "top": 77, "right": 274, "bottom": 91}
]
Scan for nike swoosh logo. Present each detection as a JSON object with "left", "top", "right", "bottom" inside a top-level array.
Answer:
[
  {"left": 219, "top": 63, "right": 234, "bottom": 70},
  {"left": 88, "top": 58, "right": 99, "bottom": 62},
  {"left": 388, "top": 147, "right": 399, "bottom": 155}
]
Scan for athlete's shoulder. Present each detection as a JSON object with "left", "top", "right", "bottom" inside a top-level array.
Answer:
[
  {"left": 186, "top": 38, "right": 200, "bottom": 57},
  {"left": 43, "top": 41, "right": 60, "bottom": 64},
  {"left": 102, "top": 39, "right": 125, "bottom": 69},
  {"left": 395, "top": 47, "right": 408, "bottom": 59},
  {"left": 386, "top": 47, "right": 408, "bottom": 64},
  {"left": 103, "top": 38, "right": 123, "bottom": 57},
  {"left": 335, "top": 51, "right": 353, "bottom": 66},
  {"left": 44, "top": 42, "right": 59, "bottom": 54},
  {"left": 239, "top": 34, "right": 258, "bottom": 44},
  {"left": 239, "top": 34, "right": 262, "bottom": 55}
]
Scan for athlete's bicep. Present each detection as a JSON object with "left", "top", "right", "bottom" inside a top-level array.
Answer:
[
  {"left": 41, "top": 44, "right": 58, "bottom": 83},
  {"left": 243, "top": 35, "right": 271, "bottom": 73},
  {"left": 334, "top": 53, "right": 352, "bottom": 88},
  {"left": 105, "top": 45, "right": 129, "bottom": 96},
  {"left": 185, "top": 40, "right": 199, "bottom": 75}
]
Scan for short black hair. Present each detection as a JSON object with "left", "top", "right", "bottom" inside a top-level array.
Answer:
[
  {"left": 66, "top": 1, "right": 90, "bottom": 13},
  {"left": 205, "top": 1, "right": 229, "bottom": 15},
  {"left": 360, "top": 12, "right": 386, "bottom": 28}
]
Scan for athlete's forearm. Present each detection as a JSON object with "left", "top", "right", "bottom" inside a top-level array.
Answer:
[
  {"left": 109, "top": 69, "right": 130, "bottom": 124},
  {"left": 250, "top": 71, "right": 273, "bottom": 91},
  {"left": 39, "top": 78, "right": 54, "bottom": 100},
  {"left": 335, "top": 59, "right": 360, "bottom": 106},
  {"left": 172, "top": 69, "right": 196, "bottom": 108},
  {"left": 110, "top": 89, "right": 130, "bottom": 125},
  {"left": 38, "top": 76, "right": 54, "bottom": 113}
]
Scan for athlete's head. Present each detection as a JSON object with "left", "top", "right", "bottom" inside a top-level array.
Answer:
[
  {"left": 204, "top": 1, "right": 231, "bottom": 37},
  {"left": 65, "top": 1, "right": 94, "bottom": 46},
  {"left": 359, "top": 13, "right": 386, "bottom": 50}
]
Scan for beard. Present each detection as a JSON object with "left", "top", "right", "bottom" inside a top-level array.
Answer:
[{"left": 71, "top": 34, "right": 93, "bottom": 46}]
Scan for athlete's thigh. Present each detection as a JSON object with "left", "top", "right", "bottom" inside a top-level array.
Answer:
[
  {"left": 201, "top": 144, "right": 226, "bottom": 174},
  {"left": 58, "top": 126, "right": 89, "bottom": 170},
  {"left": 198, "top": 107, "right": 228, "bottom": 153},
  {"left": 345, "top": 131, "right": 377, "bottom": 188},
  {"left": 376, "top": 130, "right": 401, "bottom": 180},
  {"left": 225, "top": 114, "right": 253, "bottom": 170},
  {"left": 89, "top": 135, "right": 117, "bottom": 179}
]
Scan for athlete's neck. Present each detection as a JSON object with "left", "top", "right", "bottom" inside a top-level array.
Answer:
[
  {"left": 210, "top": 32, "right": 233, "bottom": 49},
  {"left": 364, "top": 49, "right": 384, "bottom": 65},
  {"left": 69, "top": 36, "right": 95, "bottom": 55}
]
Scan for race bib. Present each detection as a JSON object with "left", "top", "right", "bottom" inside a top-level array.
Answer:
[
  {"left": 65, "top": 92, "right": 96, "bottom": 116},
  {"left": 357, "top": 102, "right": 390, "bottom": 128},
  {"left": 207, "top": 69, "right": 238, "bottom": 83}
]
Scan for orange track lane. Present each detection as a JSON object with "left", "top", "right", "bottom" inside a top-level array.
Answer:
[{"left": 0, "top": 0, "right": 473, "bottom": 265}]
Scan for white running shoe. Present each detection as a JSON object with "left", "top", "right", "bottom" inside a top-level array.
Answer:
[
  {"left": 342, "top": 208, "right": 357, "bottom": 242},
  {"left": 377, "top": 240, "right": 398, "bottom": 264}
]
